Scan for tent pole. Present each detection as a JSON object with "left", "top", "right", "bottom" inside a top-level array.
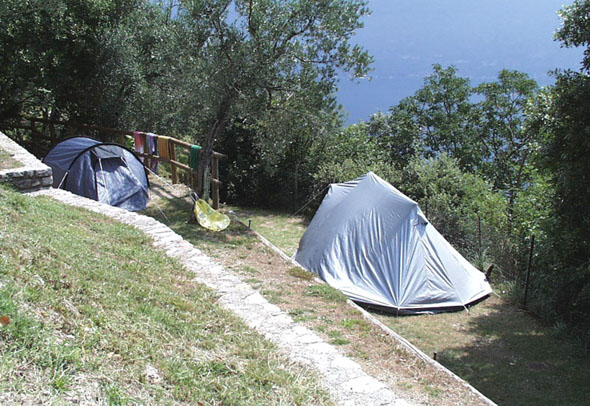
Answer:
[{"left": 56, "top": 171, "right": 69, "bottom": 189}]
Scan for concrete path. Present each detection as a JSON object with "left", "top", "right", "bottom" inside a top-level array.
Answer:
[{"left": 30, "top": 188, "right": 411, "bottom": 406}]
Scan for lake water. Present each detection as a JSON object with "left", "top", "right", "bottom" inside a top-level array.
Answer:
[{"left": 338, "top": 0, "right": 584, "bottom": 124}]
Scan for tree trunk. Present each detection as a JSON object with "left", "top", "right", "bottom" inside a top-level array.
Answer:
[{"left": 197, "top": 96, "right": 232, "bottom": 197}]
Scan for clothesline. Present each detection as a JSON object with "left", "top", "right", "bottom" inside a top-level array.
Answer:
[{"left": 131, "top": 131, "right": 201, "bottom": 174}]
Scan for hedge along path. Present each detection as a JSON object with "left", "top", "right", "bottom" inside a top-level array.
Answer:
[{"left": 30, "top": 188, "right": 410, "bottom": 406}]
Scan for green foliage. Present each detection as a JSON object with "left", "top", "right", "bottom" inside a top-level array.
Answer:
[
  {"left": 474, "top": 70, "right": 540, "bottom": 194},
  {"left": 312, "top": 123, "right": 397, "bottom": 191},
  {"left": 1, "top": 0, "right": 373, "bottom": 206},
  {"left": 555, "top": 0, "right": 590, "bottom": 71},
  {"left": 522, "top": 0, "right": 590, "bottom": 346},
  {"left": 368, "top": 107, "right": 422, "bottom": 168},
  {"left": 219, "top": 114, "right": 336, "bottom": 209},
  {"left": 541, "top": 72, "right": 590, "bottom": 263},
  {"left": 533, "top": 70, "right": 590, "bottom": 343},
  {"left": 372, "top": 65, "right": 480, "bottom": 171},
  {"left": 412, "top": 65, "right": 479, "bottom": 167},
  {"left": 0, "top": 0, "right": 155, "bottom": 127},
  {"left": 162, "top": 0, "right": 373, "bottom": 195}
]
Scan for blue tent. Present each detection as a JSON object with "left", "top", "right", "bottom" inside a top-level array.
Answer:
[{"left": 44, "top": 137, "right": 149, "bottom": 211}]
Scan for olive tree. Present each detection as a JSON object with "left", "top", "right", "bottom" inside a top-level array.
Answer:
[{"left": 171, "top": 0, "right": 372, "bottom": 194}]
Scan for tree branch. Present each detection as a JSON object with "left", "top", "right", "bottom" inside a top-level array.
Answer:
[
  {"left": 273, "top": 16, "right": 316, "bottom": 58},
  {"left": 247, "top": 0, "right": 256, "bottom": 36}
]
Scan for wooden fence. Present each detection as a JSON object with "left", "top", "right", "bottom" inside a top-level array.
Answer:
[{"left": 10, "top": 116, "right": 227, "bottom": 209}]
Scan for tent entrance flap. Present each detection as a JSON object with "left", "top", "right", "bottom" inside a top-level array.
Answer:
[
  {"left": 95, "top": 157, "right": 148, "bottom": 209},
  {"left": 96, "top": 158, "right": 112, "bottom": 206}
]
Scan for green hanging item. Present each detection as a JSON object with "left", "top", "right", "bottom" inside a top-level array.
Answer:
[{"left": 190, "top": 145, "right": 201, "bottom": 171}]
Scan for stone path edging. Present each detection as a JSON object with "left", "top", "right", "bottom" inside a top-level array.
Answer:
[{"left": 29, "top": 188, "right": 410, "bottom": 406}]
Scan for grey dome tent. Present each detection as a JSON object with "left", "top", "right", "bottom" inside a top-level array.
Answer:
[
  {"left": 44, "top": 137, "right": 149, "bottom": 211},
  {"left": 294, "top": 172, "right": 492, "bottom": 314}
]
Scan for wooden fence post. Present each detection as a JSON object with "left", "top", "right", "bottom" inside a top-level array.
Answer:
[
  {"left": 196, "top": 164, "right": 204, "bottom": 197},
  {"left": 169, "top": 142, "right": 178, "bottom": 184},
  {"left": 212, "top": 156, "right": 220, "bottom": 209}
]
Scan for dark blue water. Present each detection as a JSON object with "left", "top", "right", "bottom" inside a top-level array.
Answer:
[{"left": 338, "top": 0, "right": 584, "bottom": 124}]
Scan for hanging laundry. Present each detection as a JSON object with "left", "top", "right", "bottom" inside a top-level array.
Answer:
[
  {"left": 146, "top": 133, "right": 159, "bottom": 173},
  {"left": 133, "top": 131, "right": 145, "bottom": 162},
  {"left": 190, "top": 145, "right": 201, "bottom": 172},
  {"left": 158, "top": 136, "right": 171, "bottom": 160}
]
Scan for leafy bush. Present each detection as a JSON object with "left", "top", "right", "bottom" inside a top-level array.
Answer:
[{"left": 311, "top": 124, "right": 398, "bottom": 200}]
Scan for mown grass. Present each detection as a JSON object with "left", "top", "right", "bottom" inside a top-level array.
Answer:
[
  {"left": 224, "top": 205, "right": 309, "bottom": 256},
  {"left": 304, "top": 285, "right": 348, "bottom": 303},
  {"left": 0, "top": 185, "right": 332, "bottom": 405},
  {"left": 0, "top": 148, "right": 21, "bottom": 170},
  {"left": 378, "top": 294, "right": 590, "bottom": 405},
  {"left": 198, "top": 198, "right": 590, "bottom": 406}
]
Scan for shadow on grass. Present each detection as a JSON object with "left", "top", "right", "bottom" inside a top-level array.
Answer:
[{"left": 437, "top": 300, "right": 590, "bottom": 405}]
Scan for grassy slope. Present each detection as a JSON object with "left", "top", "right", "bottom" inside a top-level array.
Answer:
[
  {"left": 0, "top": 185, "right": 332, "bottom": 405},
  {"left": 220, "top": 204, "right": 590, "bottom": 406}
]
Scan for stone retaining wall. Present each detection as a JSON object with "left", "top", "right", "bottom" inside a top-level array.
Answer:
[{"left": 0, "top": 131, "right": 53, "bottom": 192}]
